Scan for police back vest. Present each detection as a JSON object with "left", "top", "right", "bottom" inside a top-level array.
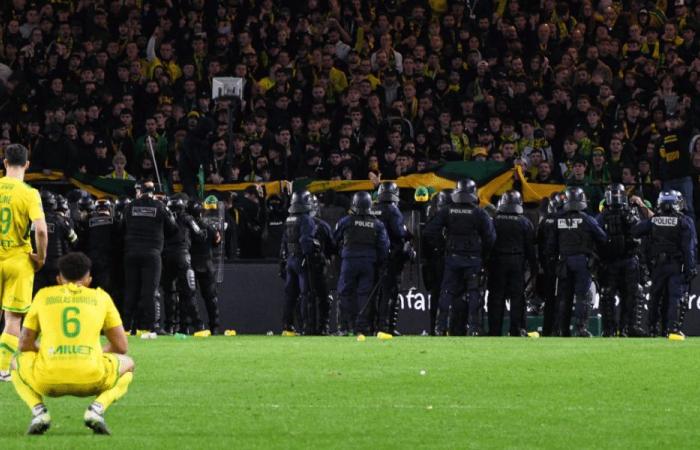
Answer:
[
  {"left": 45, "top": 212, "right": 68, "bottom": 266},
  {"left": 284, "top": 213, "right": 304, "bottom": 255},
  {"left": 124, "top": 197, "right": 167, "bottom": 253},
  {"left": 650, "top": 213, "right": 682, "bottom": 258},
  {"left": 343, "top": 215, "right": 378, "bottom": 251},
  {"left": 87, "top": 214, "right": 115, "bottom": 258},
  {"left": 372, "top": 203, "right": 403, "bottom": 247},
  {"left": 493, "top": 213, "right": 525, "bottom": 255},
  {"left": 600, "top": 208, "right": 635, "bottom": 259},
  {"left": 557, "top": 212, "right": 594, "bottom": 256},
  {"left": 164, "top": 214, "right": 194, "bottom": 255},
  {"left": 445, "top": 205, "right": 481, "bottom": 255},
  {"left": 313, "top": 217, "right": 332, "bottom": 257},
  {"left": 539, "top": 215, "right": 558, "bottom": 258}
]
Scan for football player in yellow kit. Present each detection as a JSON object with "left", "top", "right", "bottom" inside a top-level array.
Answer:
[
  {"left": 0, "top": 143, "right": 48, "bottom": 381},
  {"left": 11, "top": 252, "right": 135, "bottom": 435}
]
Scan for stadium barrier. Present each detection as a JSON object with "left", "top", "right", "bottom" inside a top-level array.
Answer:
[{"left": 215, "top": 263, "right": 700, "bottom": 336}]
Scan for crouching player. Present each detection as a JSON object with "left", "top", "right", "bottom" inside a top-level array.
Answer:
[{"left": 10, "top": 252, "right": 134, "bottom": 435}]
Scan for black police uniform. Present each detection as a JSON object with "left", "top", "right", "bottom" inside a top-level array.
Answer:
[
  {"left": 190, "top": 208, "right": 223, "bottom": 334},
  {"left": 549, "top": 189, "right": 607, "bottom": 336},
  {"left": 421, "top": 190, "right": 452, "bottom": 335},
  {"left": 372, "top": 184, "right": 410, "bottom": 334},
  {"left": 596, "top": 198, "right": 642, "bottom": 336},
  {"left": 306, "top": 214, "right": 334, "bottom": 335},
  {"left": 34, "top": 208, "right": 77, "bottom": 292},
  {"left": 632, "top": 193, "right": 697, "bottom": 335},
  {"left": 85, "top": 208, "right": 119, "bottom": 296},
  {"left": 161, "top": 202, "right": 206, "bottom": 333},
  {"left": 122, "top": 194, "right": 178, "bottom": 332},
  {"left": 537, "top": 193, "right": 564, "bottom": 336},
  {"left": 333, "top": 192, "right": 390, "bottom": 334},
  {"left": 280, "top": 193, "right": 316, "bottom": 333},
  {"left": 424, "top": 181, "right": 496, "bottom": 336},
  {"left": 487, "top": 194, "right": 536, "bottom": 336}
]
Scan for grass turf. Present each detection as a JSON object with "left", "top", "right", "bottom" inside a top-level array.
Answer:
[{"left": 1, "top": 336, "right": 700, "bottom": 449}]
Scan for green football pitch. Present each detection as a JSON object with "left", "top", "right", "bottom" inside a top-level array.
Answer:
[{"left": 2, "top": 336, "right": 700, "bottom": 449}]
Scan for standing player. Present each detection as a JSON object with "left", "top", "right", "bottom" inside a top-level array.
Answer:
[
  {"left": 10, "top": 252, "right": 134, "bottom": 435},
  {"left": 0, "top": 144, "right": 48, "bottom": 381}
]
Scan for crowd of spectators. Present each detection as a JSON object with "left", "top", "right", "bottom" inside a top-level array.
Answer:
[{"left": 1, "top": 0, "right": 700, "bottom": 212}]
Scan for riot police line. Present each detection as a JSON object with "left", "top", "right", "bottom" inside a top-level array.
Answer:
[
  {"left": 281, "top": 181, "right": 697, "bottom": 339},
  {"left": 35, "top": 181, "right": 225, "bottom": 338},
  {"left": 31, "top": 178, "right": 698, "bottom": 339}
]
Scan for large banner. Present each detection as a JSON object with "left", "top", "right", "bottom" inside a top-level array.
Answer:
[
  {"left": 20, "top": 163, "right": 565, "bottom": 205},
  {"left": 216, "top": 264, "right": 700, "bottom": 336}
]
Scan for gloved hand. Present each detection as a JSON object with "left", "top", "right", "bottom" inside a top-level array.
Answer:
[
  {"left": 403, "top": 241, "right": 416, "bottom": 262},
  {"left": 279, "top": 260, "right": 287, "bottom": 279}
]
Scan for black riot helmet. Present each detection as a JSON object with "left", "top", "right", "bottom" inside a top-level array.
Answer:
[
  {"left": 55, "top": 194, "right": 69, "bottom": 214},
  {"left": 309, "top": 194, "right": 320, "bottom": 217},
  {"left": 167, "top": 198, "right": 186, "bottom": 214},
  {"left": 114, "top": 196, "right": 131, "bottom": 216},
  {"left": 41, "top": 191, "right": 56, "bottom": 212},
  {"left": 497, "top": 190, "right": 524, "bottom": 214},
  {"left": 657, "top": 191, "right": 680, "bottom": 214},
  {"left": 377, "top": 181, "right": 400, "bottom": 204},
  {"left": 604, "top": 183, "right": 628, "bottom": 209},
  {"left": 77, "top": 195, "right": 95, "bottom": 212},
  {"left": 451, "top": 179, "right": 478, "bottom": 205},
  {"left": 288, "top": 190, "right": 313, "bottom": 214},
  {"left": 351, "top": 191, "right": 373, "bottom": 215},
  {"left": 670, "top": 190, "right": 685, "bottom": 212},
  {"left": 563, "top": 187, "right": 587, "bottom": 212},
  {"left": 436, "top": 189, "right": 454, "bottom": 210},
  {"left": 94, "top": 199, "right": 113, "bottom": 215},
  {"left": 188, "top": 199, "right": 203, "bottom": 218},
  {"left": 547, "top": 192, "right": 566, "bottom": 214}
]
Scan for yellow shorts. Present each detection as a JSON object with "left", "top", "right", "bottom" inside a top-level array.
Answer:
[
  {"left": 15, "top": 352, "right": 120, "bottom": 398},
  {"left": 0, "top": 252, "right": 35, "bottom": 313}
]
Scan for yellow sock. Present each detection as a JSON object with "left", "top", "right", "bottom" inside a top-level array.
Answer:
[
  {"left": 95, "top": 372, "right": 133, "bottom": 412},
  {"left": 11, "top": 369, "right": 43, "bottom": 410},
  {"left": 0, "top": 333, "right": 19, "bottom": 372}
]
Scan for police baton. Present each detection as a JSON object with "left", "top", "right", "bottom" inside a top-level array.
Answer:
[
  {"left": 357, "top": 265, "right": 388, "bottom": 318},
  {"left": 146, "top": 135, "right": 164, "bottom": 191}
]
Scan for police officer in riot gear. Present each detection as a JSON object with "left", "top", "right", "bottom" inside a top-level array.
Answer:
[
  {"left": 306, "top": 194, "right": 335, "bottom": 335},
  {"left": 333, "top": 191, "right": 389, "bottom": 335},
  {"left": 122, "top": 181, "right": 179, "bottom": 334},
  {"left": 34, "top": 191, "right": 78, "bottom": 292},
  {"left": 161, "top": 196, "right": 206, "bottom": 334},
  {"left": 487, "top": 191, "right": 537, "bottom": 336},
  {"left": 372, "top": 181, "right": 411, "bottom": 335},
  {"left": 596, "top": 184, "right": 644, "bottom": 337},
  {"left": 423, "top": 189, "right": 452, "bottom": 335},
  {"left": 280, "top": 190, "right": 317, "bottom": 335},
  {"left": 538, "top": 192, "right": 566, "bottom": 336},
  {"left": 632, "top": 191, "right": 697, "bottom": 337},
  {"left": 85, "top": 199, "right": 119, "bottom": 297},
  {"left": 190, "top": 197, "right": 224, "bottom": 334},
  {"left": 424, "top": 179, "right": 495, "bottom": 336},
  {"left": 550, "top": 187, "right": 607, "bottom": 337}
]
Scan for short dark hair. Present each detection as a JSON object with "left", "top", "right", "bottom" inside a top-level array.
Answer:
[
  {"left": 4, "top": 143, "right": 28, "bottom": 167},
  {"left": 58, "top": 252, "right": 92, "bottom": 282}
]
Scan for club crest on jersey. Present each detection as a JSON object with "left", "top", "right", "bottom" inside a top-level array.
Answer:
[
  {"left": 652, "top": 216, "right": 678, "bottom": 226},
  {"left": 558, "top": 218, "right": 583, "bottom": 229}
]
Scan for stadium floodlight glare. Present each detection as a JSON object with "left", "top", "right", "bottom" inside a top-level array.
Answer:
[{"left": 211, "top": 77, "right": 244, "bottom": 100}]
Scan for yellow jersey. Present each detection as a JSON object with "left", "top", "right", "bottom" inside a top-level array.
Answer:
[
  {"left": 0, "top": 176, "right": 43, "bottom": 258},
  {"left": 23, "top": 284, "right": 123, "bottom": 385}
]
